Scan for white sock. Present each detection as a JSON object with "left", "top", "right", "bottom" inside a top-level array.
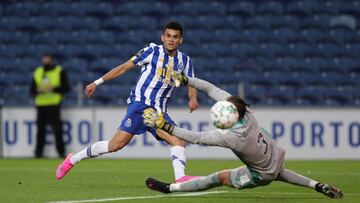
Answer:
[
  {"left": 170, "top": 146, "right": 186, "bottom": 180},
  {"left": 309, "top": 180, "right": 318, "bottom": 188},
  {"left": 70, "top": 140, "right": 109, "bottom": 165},
  {"left": 169, "top": 183, "right": 181, "bottom": 192}
]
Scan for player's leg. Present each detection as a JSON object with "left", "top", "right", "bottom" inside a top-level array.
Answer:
[
  {"left": 276, "top": 168, "right": 343, "bottom": 198},
  {"left": 155, "top": 129, "right": 203, "bottom": 182},
  {"left": 56, "top": 102, "right": 143, "bottom": 180},
  {"left": 35, "top": 107, "right": 47, "bottom": 158},
  {"left": 70, "top": 129, "right": 133, "bottom": 164},
  {"left": 152, "top": 113, "right": 189, "bottom": 182},
  {"left": 166, "top": 132, "right": 187, "bottom": 181},
  {"left": 56, "top": 129, "right": 133, "bottom": 180}
]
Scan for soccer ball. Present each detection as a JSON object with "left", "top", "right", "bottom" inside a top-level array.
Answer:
[{"left": 210, "top": 101, "right": 239, "bottom": 129}]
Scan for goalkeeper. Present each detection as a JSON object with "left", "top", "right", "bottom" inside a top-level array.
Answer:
[{"left": 142, "top": 74, "right": 343, "bottom": 199}]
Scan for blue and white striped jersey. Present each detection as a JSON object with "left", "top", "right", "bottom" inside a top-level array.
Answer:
[{"left": 128, "top": 43, "right": 194, "bottom": 112}]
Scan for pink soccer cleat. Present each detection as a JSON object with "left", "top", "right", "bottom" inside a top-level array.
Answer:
[
  {"left": 56, "top": 153, "right": 74, "bottom": 180},
  {"left": 175, "top": 175, "right": 203, "bottom": 183}
]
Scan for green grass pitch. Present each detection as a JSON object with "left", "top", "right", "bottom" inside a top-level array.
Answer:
[{"left": 0, "top": 159, "right": 358, "bottom": 203}]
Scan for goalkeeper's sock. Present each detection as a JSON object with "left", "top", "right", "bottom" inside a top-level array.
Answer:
[
  {"left": 277, "top": 169, "right": 318, "bottom": 188},
  {"left": 70, "top": 140, "right": 109, "bottom": 165},
  {"left": 170, "top": 146, "right": 186, "bottom": 180},
  {"left": 170, "top": 172, "right": 220, "bottom": 192}
]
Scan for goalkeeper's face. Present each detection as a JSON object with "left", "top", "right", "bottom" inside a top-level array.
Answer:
[{"left": 161, "top": 29, "right": 183, "bottom": 53}]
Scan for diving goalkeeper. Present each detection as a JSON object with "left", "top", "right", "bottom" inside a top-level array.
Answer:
[{"left": 142, "top": 74, "right": 343, "bottom": 199}]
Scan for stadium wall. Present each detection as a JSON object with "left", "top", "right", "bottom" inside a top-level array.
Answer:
[{"left": 1, "top": 107, "right": 359, "bottom": 159}]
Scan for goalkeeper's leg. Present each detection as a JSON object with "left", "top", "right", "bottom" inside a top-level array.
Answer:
[
  {"left": 277, "top": 169, "right": 343, "bottom": 198},
  {"left": 146, "top": 170, "right": 230, "bottom": 193},
  {"left": 170, "top": 166, "right": 260, "bottom": 192},
  {"left": 56, "top": 130, "right": 133, "bottom": 180},
  {"left": 146, "top": 166, "right": 259, "bottom": 193}
]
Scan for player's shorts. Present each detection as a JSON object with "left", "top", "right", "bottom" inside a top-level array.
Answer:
[
  {"left": 119, "top": 101, "right": 176, "bottom": 140},
  {"left": 230, "top": 166, "right": 272, "bottom": 189}
]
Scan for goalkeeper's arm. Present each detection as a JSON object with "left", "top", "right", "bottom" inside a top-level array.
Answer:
[
  {"left": 143, "top": 108, "right": 228, "bottom": 147},
  {"left": 188, "top": 77, "right": 231, "bottom": 102},
  {"left": 174, "top": 73, "right": 231, "bottom": 102}
]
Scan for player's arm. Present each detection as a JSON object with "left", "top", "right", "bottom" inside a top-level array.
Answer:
[
  {"left": 101, "top": 60, "right": 135, "bottom": 82},
  {"left": 85, "top": 44, "right": 154, "bottom": 97},
  {"left": 85, "top": 60, "right": 136, "bottom": 97},
  {"left": 184, "top": 57, "right": 199, "bottom": 112},
  {"left": 187, "top": 85, "right": 199, "bottom": 113}
]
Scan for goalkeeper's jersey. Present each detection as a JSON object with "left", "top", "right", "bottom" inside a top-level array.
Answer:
[{"left": 171, "top": 78, "right": 286, "bottom": 178}]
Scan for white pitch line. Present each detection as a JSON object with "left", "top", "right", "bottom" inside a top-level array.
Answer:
[
  {"left": 233, "top": 191, "right": 360, "bottom": 196},
  {"left": 48, "top": 191, "right": 228, "bottom": 203},
  {"left": 48, "top": 190, "right": 360, "bottom": 203}
]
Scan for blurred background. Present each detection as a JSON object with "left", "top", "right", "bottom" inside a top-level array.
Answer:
[
  {"left": 1, "top": 0, "right": 359, "bottom": 107},
  {"left": 0, "top": 0, "right": 359, "bottom": 159}
]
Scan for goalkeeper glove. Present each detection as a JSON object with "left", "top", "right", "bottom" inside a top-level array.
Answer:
[
  {"left": 142, "top": 108, "right": 174, "bottom": 133},
  {"left": 172, "top": 71, "right": 188, "bottom": 87}
]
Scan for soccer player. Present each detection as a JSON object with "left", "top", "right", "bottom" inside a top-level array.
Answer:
[
  {"left": 142, "top": 75, "right": 343, "bottom": 199},
  {"left": 56, "top": 20, "right": 199, "bottom": 183}
]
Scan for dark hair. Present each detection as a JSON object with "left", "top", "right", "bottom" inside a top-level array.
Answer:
[
  {"left": 42, "top": 53, "right": 54, "bottom": 59},
  {"left": 227, "top": 96, "right": 250, "bottom": 120},
  {"left": 164, "top": 20, "right": 183, "bottom": 36}
]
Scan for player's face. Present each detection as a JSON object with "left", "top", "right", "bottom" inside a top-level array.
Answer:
[{"left": 161, "top": 29, "right": 183, "bottom": 53}]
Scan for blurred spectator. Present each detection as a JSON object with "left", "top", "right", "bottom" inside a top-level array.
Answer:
[{"left": 30, "top": 53, "right": 70, "bottom": 158}]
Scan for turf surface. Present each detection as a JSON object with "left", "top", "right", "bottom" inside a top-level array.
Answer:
[{"left": 0, "top": 159, "right": 358, "bottom": 203}]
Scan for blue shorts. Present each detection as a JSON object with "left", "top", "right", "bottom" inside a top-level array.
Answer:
[{"left": 119, "top": 101, "right": 176, "bottom": 140}]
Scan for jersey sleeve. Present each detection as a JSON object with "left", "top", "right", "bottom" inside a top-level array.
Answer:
[
  {"left": 183, "top": 57, "right": 195, "bottom": 78},
  {"left": 172, "top": 126, "right": 230, "bottom": 147},
  {"left": 188, "top": 77, "right": 231, "bottom": 101},
  {"left": 130, "top": 44, "right": 155, "bottom": 66}
]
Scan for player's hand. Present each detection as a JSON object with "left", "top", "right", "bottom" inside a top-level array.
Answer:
[
  {"left": 85, "top": 83, "right": 97, "bottom": 97},
  {"left": 188, "top": 97, "right": 199, "bottom": 113},
  {"left": 172, "top": 71, "right": 188, "bottom": 87},
  {"left": 142, "top": 108, "right": 165, "bottom": 129}
]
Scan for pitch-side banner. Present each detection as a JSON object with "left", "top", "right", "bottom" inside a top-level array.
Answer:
[{"left": 1, "top": 107, "right": 359, "bottom": 159}]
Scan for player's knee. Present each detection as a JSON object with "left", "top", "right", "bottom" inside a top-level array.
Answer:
[{"left": 169, "top": 136, "right": 186, "bottom": 147}]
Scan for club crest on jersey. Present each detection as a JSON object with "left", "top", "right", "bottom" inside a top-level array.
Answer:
[{"left": 125, "top": 118, "right": 132, "bottom": 127}]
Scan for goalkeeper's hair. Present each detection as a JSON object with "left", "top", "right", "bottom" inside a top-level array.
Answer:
[
  {"left": 227, "top": 96, "right": 250, "bottom": 120},
  {"left": 164, "top": 20, "right": 183, "bottom": 36}
]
